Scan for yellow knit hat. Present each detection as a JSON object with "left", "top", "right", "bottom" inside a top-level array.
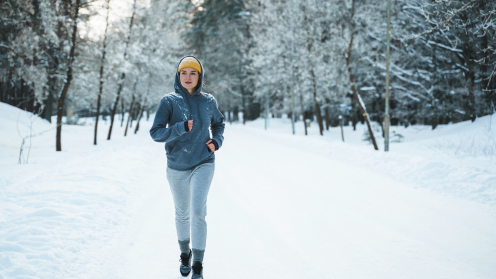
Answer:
[{"left": 178, "top": 57, "right": 202, "bottom": 74}]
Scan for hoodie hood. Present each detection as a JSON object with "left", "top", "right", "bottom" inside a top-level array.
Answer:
[{"left": 174, "top": 55, "right": 204, "bottom": 97}]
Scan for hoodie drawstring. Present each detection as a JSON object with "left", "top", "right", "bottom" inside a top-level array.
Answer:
[
  {"left": 184, "top": 94, "right": 203, "bottom": 131},
  {"left": 196, "top": 99, "right": 203, "bottom": 130}
]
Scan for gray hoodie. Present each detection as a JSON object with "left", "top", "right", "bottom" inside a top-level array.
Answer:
[{"left": 150, "top": 56, "right": 225, "bottom": 171}]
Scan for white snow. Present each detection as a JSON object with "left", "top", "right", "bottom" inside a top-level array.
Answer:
[{"left": 1, "top": 102, "right": 496, "bottom": 278}]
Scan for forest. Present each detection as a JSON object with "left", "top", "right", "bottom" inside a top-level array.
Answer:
[
  {"left": 1, "top": 2, "right": 496, "bottom": 277},
  {"left": 1, "top": 0, "right": 495, "bottom": 150}
]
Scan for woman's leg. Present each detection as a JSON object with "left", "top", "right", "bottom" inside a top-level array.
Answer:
[
  {"left": 190, "top": 162, "right": 215, "bottom": 263},
  {"left": 166, "top": 167, "right": 192, "bottom": 254}
]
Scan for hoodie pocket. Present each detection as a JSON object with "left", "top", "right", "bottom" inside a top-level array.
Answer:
[
  {"left": 167, "top": 141, "right": 212, "bottom": 167},
  {"left": 165, "top": 142, "right": 177, "bottom": 155},
  {"left": 168, "top": 142, "right": 194, "bottom": 156}
]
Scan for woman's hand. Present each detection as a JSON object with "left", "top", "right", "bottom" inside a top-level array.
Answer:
[
  {"left": 188, "top": 120, "right": 193, "bottom": 131},
  {"left": 206, "top": 140, "right": 215, "bottom": 152}
]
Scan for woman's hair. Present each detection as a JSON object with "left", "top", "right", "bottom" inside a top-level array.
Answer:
[{"left": 195, "top": 81, "right": 206, "bottom": 92}]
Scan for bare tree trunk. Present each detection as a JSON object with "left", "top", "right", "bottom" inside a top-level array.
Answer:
[
  {"left": 481, "top": 21, "right": 491, "bottom": 110},
  {"left": 43, "top": 38, "right": 58, "bottom": 123},
  {"left": 94, "top": 0, "right": 111, "bottom": 145},
  {"left": 107, "top": 0, "right": 137, "bottom": 140},
  {"left": 352, "top": 109, "right": 358, "bottom": 130},
  {"left": 228, "top": 94, "right": 232, "bottom": 124},
  {"left": 347, "top": 0, "right": 378, "bottom": 150},
  {"left": 239, "top": 60, "right": 247, "bottom": 125},
  {"left": 242, "top": 95, "right": 246, "bottom": 125},
  {"left": 6, "top": 66, "right": 13, "bottom": 105},
  {"left": 233, "top": 106, "right": 239, "bottom": 122},
  {"left": 299, "top": 90, "right": 307, "bottom": 136},
  {"left": 130, "top": 79, "right": 139, "bottom": 129},
  {"left": 121, "top": 97, "right": 125, "bottom": 127},
  {"left": 124, "top": 95, "right": 135, "bottom": 137},
  {"left": 135, "top": 82, "right": 149, "bottom": 133},
  {"left": 20, "top": 79, "right": 26, "bottom": 110},
  {"left": 130, "top": 101, "right": 140, "bottom": 128},
  {"left": 311, "top": 69, "right": 324, "bottom": 135},
  {"left": 56, "top": 0, "right": 79, "bottom": 152},
  {"left": 0, "top": 74, "right": 4, "bottom": 103},
  {"left": 431, "top": 112, "right": 438, "bottom": 130},
  {"left": 27, "top": 82, "right": 35, "bottom": 112},
  {"left": 463, "top": 44, "right": 477, "bottom": 122},
  {"left": 325, "top": 100, "right": 330, "bottom": 131},
  {"left": 134, "top": 100, "right": 146, "bottom": 134}
]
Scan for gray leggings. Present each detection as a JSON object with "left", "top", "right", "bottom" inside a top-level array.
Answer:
[{"left": 166, "top": 162, "right": 215, "bottom": 260}]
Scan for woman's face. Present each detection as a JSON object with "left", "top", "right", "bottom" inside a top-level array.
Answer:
[{"left": 180, "top": 67, "right": 199, "bottom": 94}]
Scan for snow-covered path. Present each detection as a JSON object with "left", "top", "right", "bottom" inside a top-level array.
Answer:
[
  {"left": 1, "top": 104, "right": 496, "bottom": 278},
  {"left": 75, "top": 124, "right": 496, "bottom": 278}
]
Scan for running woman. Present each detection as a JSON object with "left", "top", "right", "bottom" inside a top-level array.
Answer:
[{"left": 150, "top": 56, "right": 225, "bottom": 279}]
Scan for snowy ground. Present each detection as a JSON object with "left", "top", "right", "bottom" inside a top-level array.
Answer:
[{"left": 1, "top": 102, "right": 496, "bottom": 279}]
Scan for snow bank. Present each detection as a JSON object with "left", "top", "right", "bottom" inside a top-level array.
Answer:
[
  {"left": 1, "top": 103, "right": 495, "bottom": 278},
  {"left": 0, "top": 103, "right": 51, "bottom": 135},
  {"left": 0, "top": 103, "right": 149, "bottom": 278},
  {"left": 243, "top": 115, "right": 496, "bottom": 206}
]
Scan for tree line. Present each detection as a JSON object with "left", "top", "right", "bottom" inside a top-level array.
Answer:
[{"left": 1, "top": 0, "right": 495, "bottom": 151}]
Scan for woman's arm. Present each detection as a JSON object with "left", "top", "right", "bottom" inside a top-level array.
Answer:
[
  {"left": 150, "top": 98, "right": 189, "bottom": 143},
  {"left": 210, "top": 98, "right": 225, "bottom": 150}
]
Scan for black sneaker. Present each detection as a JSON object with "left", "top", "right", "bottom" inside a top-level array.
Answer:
[
  {"left": 192, "top": 261, "right": 203, "bottom": 279},
  {"left": 179, "top": 250, "right": 191, "bottom": 276}
]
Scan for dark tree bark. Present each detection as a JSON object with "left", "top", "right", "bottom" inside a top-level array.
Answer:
[
  {"left": 462, "top": 42, "right": 477, "bottom": 122},
  {"left": 124, "top": 95, "right": 135, "bottom": 136},
  {"left": 56, "top": 0, "right": 80, "bottom": 152},
  {"left": 325, "top": 103, "right": 330, "bottom": 131},
  {"left": 25, "top": 81, "right": 35, "bottom": 112},
  {"left": 6, "top": 66, "right": 13, "bottom": 105},
  {"left": 130, "top": 101, "right": 140, "bottom": 128},
  {"left": 233, "top": 106, "right": 239, "bottom": 122},
  {"left": 94, "top": 0, "right": 111, "bottom": 145},
  {"left": 481, "top": 0, "right": 490, "bottom": 96},
  {"left": 129, "top": 79, "right": 139, "bottom": 129},
  {"left": 310, "top": 69, "right": 324, "bottom": 135},
  {"left": 43, "top": 27, "right": 60, "bottom": 123},
  {"left": 350, "top": 100, "right": 358, "bottom": 131},
  {"left": 108, "top": 0, "right": 137, "bottom": 140},
  {"left": 121, "top": 97, "right": 125, "bottom": 126},
  {"left": 241, "top": 90, "right": 247, "bottom": 125},
  {"left": 299, "top": 90, "right": 307, "bottom": 136},
  {"left": 431, "top": 114, "right": 438, "bottom": 130},
  {"left": 346, "top": 0, "right": 378, "bottom": 150},
  {"left": 481, "top": 23, "right": 492, "bottom": 110},
  {"left": 20, "top": 79, "right": 26, "bottom": 110},
  {"left": 0, "top": 74, "right": 3, "bottom": 103},
  {"left": 43, "top": 83, "right": 54, "bottom": 122},
  {"left": 134, "top": 99, "right": 146, "bottom": 134}
]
